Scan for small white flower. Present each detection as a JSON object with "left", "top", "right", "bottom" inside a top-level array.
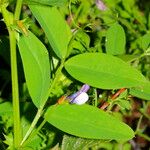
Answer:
[
  {"left": 68, "top": 84, "right": 90, "bottom": 105},
  {"left": 70, "top": 92, "right": 89, "bottom": 105}
]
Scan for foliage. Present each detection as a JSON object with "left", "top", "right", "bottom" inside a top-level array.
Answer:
[{"left": 0, "top": 0, "right": 150, "bottom": 149}]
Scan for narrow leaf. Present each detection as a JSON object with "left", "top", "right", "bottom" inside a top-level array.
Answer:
[
  {"left": 45, "top": 104, "right": 134, "bottom": 140},
  {"left": 29, "top": 5, "right": 72, "bottom": 59},
  {"left": 65, "top": 53, "right": 147, "bottom": 89},
  {"left": 106, "top": 23, "right": 126, "bottom": 55},
  {"left": 18, "top": 31, "right": 50, "bottom": 108}
]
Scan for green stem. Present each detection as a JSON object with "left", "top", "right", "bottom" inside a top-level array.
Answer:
[
  {"left": 2, "top": 0, "right": 23, "bottom": 148},
  {"left": 14, "top": 0, "right": 23, "bottom": 20},
  {"left": 10, "top": 31, "right": 22, "bottom": 149},
  {"left": 20, "top": 59, "right": 65, "bottom": 146},
  {"left": 34, "top": 119, "right": 47, "bottom": 137},
  {"left": 24, "top": 119, "right": 47, "bottom": 145},
  {"left": 137, "top": 132, "right": 150, "bottom": 141},
  {"left": 106, "top": 100, "right": 114, "bottom": 112},
  {"left": 140, "top": 109, "right": 150, "bottom": 120},
  {"left": 94, "top": 88, "right": 98, "bottom": 107},
  {"left": 68, "top": 0, "right": 81, "bottom": 29},
  {"left": 20, "top": 107, "right": 43, "bottom": 146},
  {"left": 135, "top": 115, "right": 143, "bottom": 133},
  {"left": 1, "top": 4, "right": 22, "bottom": 148}
]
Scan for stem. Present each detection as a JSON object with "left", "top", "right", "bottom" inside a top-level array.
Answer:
[
  {"left": 111, "top": 88, "right": 126, "bottom": 100},
  {"left": 137, "top": 132, "right": 150, "bottom": 141},
  {"left": 100, "top": 88, "right": 126, "bottom": 110},
  {"left": 10, "top": 31, "right": 22, "bottom": 149},
  {"left": 20, "top": 107, "right": 43, "bottom": 145},
  {"left": 135, "top": 115, "right": 143, "bottom": 133},
  {"left": 1, "top": 4, "right": 22, "bottom": 148},
  {"left": 140, "top": 109, "right": 150, "bottom": 120},
  {"left": 20, "top": 59, "right": 65, "bottom": 146},
  {"left": 14, "top": 0, "right": 23, "bottom": 20},
  {"left": 94, "top": 88, "right": 98, "bottom": 107},
  {"left": 100, "top": 102, "right": 109, "bottom": 110},
  {"left": 34, "top": 119, "right": 47, "bottom": 137},
  {"left": 25, "top": 119, "right": 47, "bottom": 145},
  {"left": 134, "top": 115, "right": 150, "bottom": 141},
  {"left": 68, "top": 0, "right": 81, "bottom": 29}
]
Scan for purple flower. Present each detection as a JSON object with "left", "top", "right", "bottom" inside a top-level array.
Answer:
[
  {"left": 68, "top": 84, "right": 90, "bottom": 105},
  {"left": 96, "top": 0, "right": 107, "bottom": 11},
  {"left": 70, "top": 92, "right": 89, "bottom": 105},
  {"left": 79, "top": 84, "right": 90, "bottom": 93}
]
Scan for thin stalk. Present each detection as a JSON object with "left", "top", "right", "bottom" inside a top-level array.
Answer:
[
  {"left": 20, "top": 107, "right": 43, "bottom": 146},
  {"left": 94, "top": 88, "right": 98, "bottom": 107},
  {"left": 14, "top": 0, "right": 23, "bottom": 20},
  {"left": 34, "top": 119, "right": 47, "bottom": 136},
  {"left": 68, "top": 0, "right": 81, "bottom": 29},
  {"left": 1, "top": 5, "right": 22, "bottom": 148},
  {"left": 24, "top": 119, "right": 47, "bottom": 145},
  {"left": 140, "top": 110, "right": 150, "bottom": 120},
  {"left": 20, "top": 59, "right": 65, "bottom": 146},
  {"left": 135, "top": 115, "right": 143, "bottom": 133},
  {"left": 137, "top": 132, "right": 150, "bottom": 141},
  {"left": 134, "top": 115, "right": 150, "bottom": 142}
]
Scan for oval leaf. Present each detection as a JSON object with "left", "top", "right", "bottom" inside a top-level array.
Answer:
[
  {"left": 65, "top": 53, "right": 147, "bottom": 89},
  {"left": 29, "top": 5, "right": 72, "bottom": 59},
  {"left": 130, "top": 82, "right": 150, "bottom": 100},
  {"left": 18, "top": 31, "right": 50, "bottom": 108},
  {"left": 45, "top": 104, "right": 134, "bottom": 140},
  {"left": 106, "top": 23, "right": 126, "bottom": 55}
]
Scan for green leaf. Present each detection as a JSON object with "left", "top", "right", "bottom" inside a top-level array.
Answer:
[
  {"left": 106, "top": 23, "right": 126, "bottom": 55},
  {"left": 119, "top": 9, "right": 131, "bottom": 19},
  {"left": 65, "top": 53, "right": 147, "bottom": 89},
  {"left": 29, "top": 5, "right": 72, "bottom": 59},
  {"left": 132, "top": 7, "right": 146, "bottom": 28},
  {"left": 130, "top": 82, "right": 150, "bottom": 100},
  {"left": 71, "top": 30, "right": 90, "bottom": 54},
  {"left": 117, "top": 54, "right": 139, "bottom": 63},
  {"left": 61, "top": 134, "right": 101, "bottom": 150},
  {"left": 22, "top": 135, "right": 43, "bottom": 150},
  {"left": 122, "top": 0, "right": 135, "bottom": 13},
  {"left": 45, "top": 104, "right": 134, "bottom": 141},
  {"left": 25, "top": 0, "right": 67, "bottom": 6},
  {"left": 0, "top": 102, "right": 12, "bottom": 115},
  {"left": 18, "top": 31, "right": 50, "bottom": 108},
  {"left": 117, "top": 100, "right": 131, "bottom": 110},
  {"left": 139, "top": 33, "right": 150, "bottom": 50}
]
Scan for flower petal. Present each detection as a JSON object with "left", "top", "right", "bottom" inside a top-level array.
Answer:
[
  {"left": 67, "top": 91, "right": 81, "bottom": 100},
  {"left": 96, "top": 0, "right": 107, "bottom": 11},
  {"left": 80, "top": 84, "right": 90, "bottom": 93},
  {"left": 70, "top": 92, "right": 89, "bottom": 105}
]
